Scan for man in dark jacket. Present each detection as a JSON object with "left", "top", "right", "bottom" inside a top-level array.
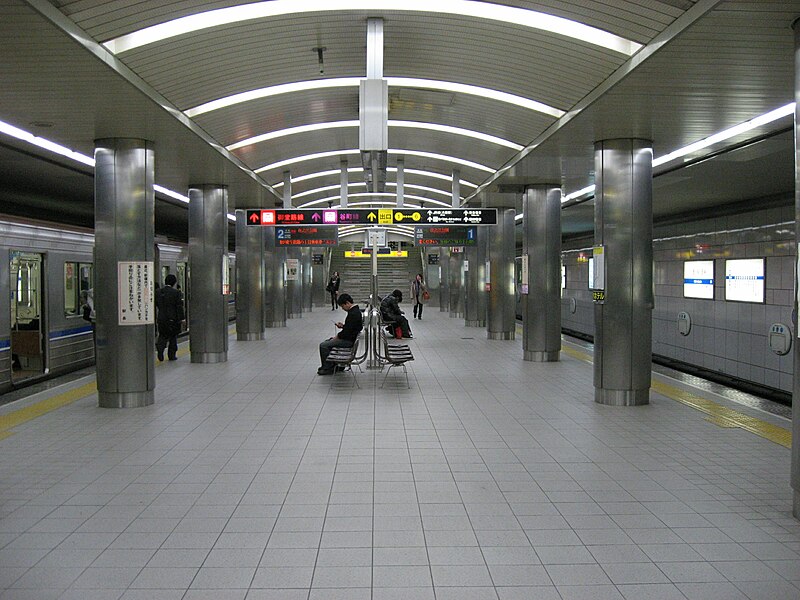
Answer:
[
  {"left": 380, "top": 289, "right": 412, "bottom": 338},
  {"left": 155, "top": 274, "right": 185, "bottom": 361},
  {"left": 318, "top": 293, "right": 362, "bottom": 375}
]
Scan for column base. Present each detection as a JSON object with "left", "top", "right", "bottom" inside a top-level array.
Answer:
[
  {"left": 524, "top": 350, "right": 559, "bottom": 362},
  {"left": 288, "top": 313, "right": 302, "bottom": 319},
  {"left": 439, "top": 306, "right": 448, "bottom": 312},
  {"left": 465, "top": 320, "right": 486, "bottom": 327},
  {"left": 237, "top": 332, "right": 264, "bottom": 341},
  {"left": 266, "top": 321, "right": 286, "bottom": 328},
  {"left": 191, "top": 351, "right": 227, "bottom": 364},
  {"left": 594, "top": 387, "right": 650, "bottom": 406},
  {"left": 98, "top": 390, "right": 154, "bottom": 408},
  {"left": 449, "top": 311, "right": 464, "bottom": 318},
  {"left": 488, "top": 331, "right": 515, "bottom": 340},
  {"left": 794, "top": 491, "right": 800, "bottom": 519}
]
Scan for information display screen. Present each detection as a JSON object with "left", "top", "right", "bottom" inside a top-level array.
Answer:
[
  {"left": 683, "top": 260, "right": 714, "bottom": 299},
  {"left": 588, "top": 258, "right": 594, "bottom": 289},
  {"left": 725, "top": 258, "right": 765, "bottom": 303}
]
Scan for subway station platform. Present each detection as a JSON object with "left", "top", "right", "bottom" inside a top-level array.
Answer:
[{"left": 0, "top": 308, "right": 798, "bottom": 600}]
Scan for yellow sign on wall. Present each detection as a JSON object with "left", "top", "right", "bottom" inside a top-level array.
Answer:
[
  {"left": 378, "top": 209, "right": 393, "bottom": 225},
  {"left": 345, "top": 251, "right": 408, "bottom": 258}
]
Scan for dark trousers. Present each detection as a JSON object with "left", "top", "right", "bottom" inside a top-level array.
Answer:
[
  {"left": 330, "top": 290, "right": 337, "bottom": 309},
  {"left": 156, "top": 320, "right": 179, "bottom": 359},
  {"left": 393, "top": 315, "right": 411, "bottom": 337},
  {"left": 413, "top": 301, "right": 423, "bottom": 319},
  {"left": 319, "top": 337, "right": 354, "bottom": 369}
]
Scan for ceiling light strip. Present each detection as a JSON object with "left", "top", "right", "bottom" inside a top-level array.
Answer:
[
  {"left": 186, "top": 77, "right": 564, "bottom": 119},
  {"left": 298, "top": 193, "right": 450, "bottom": 208},
  {"left": 104, "top": 0, "right": 642, "bottom": 56},
  {"left": 272, "top": 167, "right": 477, "bottom": 190},
  {"left": 227, "top": 120, "right": 521, "bottom": 151}
]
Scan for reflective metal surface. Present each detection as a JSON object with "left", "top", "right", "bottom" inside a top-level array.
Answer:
[
  {"left": 235, "top": 210, "right": 265, "bottom": 341},
  {"left": 593, "top": 139, "right": 653, "bottom": 406},
  {"left": 188, "top": 184, "right": 229, "bottom": 363},
  {"left": 523, "top": 185, "right": 561, "bottom": 362},
  {"left": 439, "top": 247, "right": 450, "bottom": 312},
  {"left": 301, "top": 247, "right": 313, "bottom": 312},
  {"left": 94, "top": 139, "right": 155, "bottom": 408},
  {"left": 287, "top": 247, "right": 303, "bottom": 318},
  {"left": 264, "top": 235, "right": 286, "bottom": 328},
  {"left": 792, "top": 20, "right": 800, "bottom": 516},
  {"left": 464, "top": 227, "right": 487, "bottom": 327},
  {"left": 448, "top": 251, "right": 464, "bottom": 318},
  {"left": 486, "top": 209, "right": 515, "bottom": 341}
]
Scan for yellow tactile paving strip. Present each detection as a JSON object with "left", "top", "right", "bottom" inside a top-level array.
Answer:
[{"left": 561, "top": 344, "right": 791, "bottom": 449}]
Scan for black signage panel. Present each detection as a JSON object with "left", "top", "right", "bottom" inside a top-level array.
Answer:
[
  {"left": 275, "top": 226, "right": 338, "bottom": 246},
  {"left": 245, "top": 208, "right": 497, "bottom": 226},
  {"left": 415, "top": 226, "right": 477, "bottom": 246},
  {"left": 427, "top": 254, "right": 440, "bottom": 265},
  {"left": 312, "top": 254, "right": 324, "bottom": 265}
]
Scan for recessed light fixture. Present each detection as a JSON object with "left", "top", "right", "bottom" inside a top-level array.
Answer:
[{"left": 104, "top": 0, "right": 642, "bottom": 56}]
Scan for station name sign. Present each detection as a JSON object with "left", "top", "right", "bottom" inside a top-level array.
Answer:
[
  {"left": 415, "top": 226, "right": 476, "bottom": 246},
  {"left": 276, "top": 226, "right": 338, "bottom": 246},
  {"left": 246, "top": 208, "right": 497, "bottom": 227}
]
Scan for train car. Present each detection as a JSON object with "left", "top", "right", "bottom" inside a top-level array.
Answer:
[{"left": 0, "top": 218, "right": 237, "bottom": 395}]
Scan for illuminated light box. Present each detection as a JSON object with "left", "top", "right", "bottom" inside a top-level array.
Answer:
[
  {"left": 725, "top": 258, "right": 765, "bottom": 303},
  {"left": 683, "top": 260, "right": 714, "bottom": 299}
]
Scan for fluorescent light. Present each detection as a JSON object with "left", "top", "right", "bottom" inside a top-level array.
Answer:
[
  {"left": 0, "top": 118, "right": 95, "bottom": 167},
  {"left": 227, "top": 120, "right": 521, "bottom": 152},
  {"left": 339, "top": 227, "right": 415, "bottom": 239},
  {"left": 272, "top": 167, "right": 477, "bottom": 190},
  {"left": 652, "top": 102, "right": 795, "bottom": 167},
  {"left": 562, "top": 185, "right": 595, "bottom": 203},
  {"left": 298, "top": 193, "right": 451, "bottom": 208},
  {"left": 154, "top": 184, "right": 189, "bottom": 203},
  {"left": 386, "top": 183, "right": 459, "bottom": 200},
  {"left": 104, "top": 0, "right": 642, "bottom": 56},
  {"left": 186, "top": 77, "right": 564, "bottom": 119},
  {"left": 293, "top": 182, "right": 366, "bottom": 200},
  {"left": 256, "top": 149, "right": 492, "bottom": 174}
]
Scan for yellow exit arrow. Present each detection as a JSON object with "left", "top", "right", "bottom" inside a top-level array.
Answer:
[{"left": 367, "top": 212, "right": 376, "bottom": 221}]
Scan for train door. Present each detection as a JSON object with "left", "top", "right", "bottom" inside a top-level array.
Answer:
[
  {"left": 177, "top": 262, "right": 188, "bottom": 331},
  {"left": 10, "top": 252, "right": 45, "bottom": 381}
]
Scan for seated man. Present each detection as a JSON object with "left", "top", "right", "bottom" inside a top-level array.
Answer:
[
  {"left": 380, "top": 289, "right": 412, "bottom": 339},
  {"left": 318, "top": 293, "right": 363, "bottom": 375}
]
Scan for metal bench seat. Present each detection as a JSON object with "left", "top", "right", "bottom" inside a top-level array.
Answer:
[{"left": 327, "top": 337, "right": 361, "bottom": 388}]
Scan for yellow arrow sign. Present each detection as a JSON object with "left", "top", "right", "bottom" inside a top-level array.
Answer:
[{"left": 367, "top": 212, "right": 376, "bottom": 221}]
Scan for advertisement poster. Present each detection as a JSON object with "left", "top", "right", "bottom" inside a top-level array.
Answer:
[{"left": 118, "top": 261, "right": 154, "bottom": 325}]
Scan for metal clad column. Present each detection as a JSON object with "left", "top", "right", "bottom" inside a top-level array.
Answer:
[
  {"left": 235, "top": 210, "right": 265, "bottom": 341},
  {"left": 188, "top": 185, "right": 229, "bottom": 363},
  {"left": 265, "top": 229, "right": 286, "bottom": 327},
  {"left": 523, "top": 185, "right": 561, "bottom": 362},
  {"left": 449, "top": 250, "right": 464, "bottom": 318},
  {"left": 487, "top": 209, "right": 516, "bottom": 340},
  {"left": 465, "top": 227, "right": 488, "bottom": 327},
  {"left": 301, "top": 247, "right": 312, "bottom": 312},
  {"left": 94, "top": 138, "right": 155, "bottom": 408},
  {"left": 397, "top": 158, "right": 404, "bottom": 208},
  {"left": 792, "top": 19, "right": 800, "bottom": 519},
  {"left": 287, "top": 248, "right": 303, "bottom": 318},
  {"left": 439, "top": 247, "right": 450, "bottom": 312},
  {"left": 594, "top": 139, "right": 653, "bottom": 406}
]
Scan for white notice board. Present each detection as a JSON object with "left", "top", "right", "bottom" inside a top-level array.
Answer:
[
  {"left": 118, "top": 261, "right": 154, "bottom": 325},
  {"left": 286, "top": 258, "right": 300, "bottom": 281}
]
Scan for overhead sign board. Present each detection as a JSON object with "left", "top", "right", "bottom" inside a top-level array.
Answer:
[
  {"left": 276, "top": 226, "right": 338, "bottom": 246},
  {"left": 246, "top": 208, "right": 497, "bottom": 226},
  {"left": 414, "top": 226, "right": 477, "bottom": 246}
]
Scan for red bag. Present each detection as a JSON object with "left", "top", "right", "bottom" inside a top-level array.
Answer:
[{"left": 395, "top": 326, "right": 403, "bottom": 339}]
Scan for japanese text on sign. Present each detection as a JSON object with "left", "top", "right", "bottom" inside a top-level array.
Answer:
[
  {"left": 246, "top": 208, "right": 497, "bottom": 226},
  {"left": 118, "top": 261, "right": 154, "bottom": 325}
]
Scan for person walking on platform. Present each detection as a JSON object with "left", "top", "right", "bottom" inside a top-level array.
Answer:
[
  {"left": 410, "top": 273, "right": 429, "bottom": 320},
  {"left": 318, "top": 293, "right": 362, "bottom": 375},
  {"left": 155, "top": 274, "right": 184, "bottom": 362},
  {"left": 326, "top": 271, "right": 340, "bottom": 310},
  {"left": 380, "top": 289, "right": 412, "bottom": 339}
]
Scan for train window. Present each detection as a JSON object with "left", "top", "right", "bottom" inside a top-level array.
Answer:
[{"left": 64, "top": 261, "right": 93, "bottom": 316}]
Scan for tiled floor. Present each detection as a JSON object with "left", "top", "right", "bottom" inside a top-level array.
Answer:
[{"left": 0, "top": 306, "right": 799, "bottom": 599}]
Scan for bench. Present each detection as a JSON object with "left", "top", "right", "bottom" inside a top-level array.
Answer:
[
  {"left": 378, "top": 329, "right": 414, "bottom": 389},
  {"left": 326, "top": 337, "right": 360, "bottom": 388}
]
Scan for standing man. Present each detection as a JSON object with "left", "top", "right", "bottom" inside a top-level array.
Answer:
[
  {"left": 155, "top": 274, "right": 184, "bottom": 361},
  {"left": 318, "top": 293, "right": 362, "bottom": 375}
]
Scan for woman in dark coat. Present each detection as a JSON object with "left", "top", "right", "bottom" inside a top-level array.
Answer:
[{"left": 326, "top": 271, "right": 341, "bottom": 310}]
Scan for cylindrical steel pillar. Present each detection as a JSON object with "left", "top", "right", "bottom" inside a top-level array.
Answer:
[
  {"left": 523, "top": 185, "right": 561, "bottom": 362},
  {"left": 94, "top": 138, "right": 155, "bottom": 408},
  {"left": 486, "top": 209, "right": 516, "bottom": 340},
  {"left": 464, "top": 227, "right": 488, "bottom": 327},
  {"left": 188, "top": 185, "right": 229, "bottom": 364},
  {"left": 449, "top": 250, "right": 464, "bottom": 318},
  {"left": 593, "top": 139, "right": 653, "bottom": 406},
  {"left": 439, "top": 247, "right": 450, "bottom": 312},
  {"left": 791, "top": 19, "right": 800, "bottom": 519},
  {"left": 235, "top": 210, "right": 265, "bottom": 341},
  {"left": 286, "top": 248, "right": 303, "bottom": 318},
  {"left": 264, "top": 233, "right": 286, "bottom": 327},
  {"left": 301, "top": 247, "right": 313, "bottom": 312}
]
